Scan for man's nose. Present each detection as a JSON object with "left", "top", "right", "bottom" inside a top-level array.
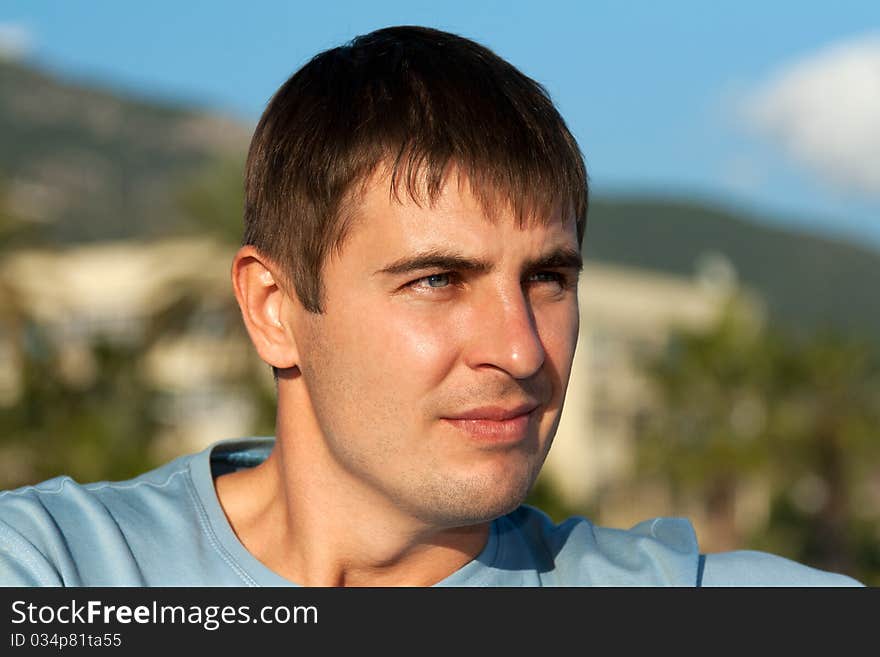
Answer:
[{"left": 464, "top": 288, "right": 546, "bottom": 379}]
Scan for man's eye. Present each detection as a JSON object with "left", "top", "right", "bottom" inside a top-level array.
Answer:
[
  {"left": 410, "top": 273, "right": 454, "bottom": 289},
  {"left": 528, "top": 271, "right": 566, "bottom": 285}
]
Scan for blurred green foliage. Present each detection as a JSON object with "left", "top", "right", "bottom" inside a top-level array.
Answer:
[
  {"left": 634, "top": 298, "right": 880, "bottom": 584},
  {"left": 0, "top": 325, "right": 162, "bottom": 487},
  {"left": 175, "top": 156, "right": 247, "bottom": 244}
]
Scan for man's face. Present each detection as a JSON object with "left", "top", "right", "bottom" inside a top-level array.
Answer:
[{"left": 289, "top": 173, "right": 581, "bottom": 528}]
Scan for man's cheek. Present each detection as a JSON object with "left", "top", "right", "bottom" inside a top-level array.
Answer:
[
  {"left": 534, "top": 307, "right": 575, "bottom": 353},
  {"left": 372, "top": 314, "right": 454, "bottom": 378}
]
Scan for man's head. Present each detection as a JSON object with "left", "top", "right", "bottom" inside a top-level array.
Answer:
[
  {"left": 234, "top": 25, "right": 587, "bottom": 529},
  {"left": 242, "top": 25, "right": 587, "bottom": 314}
]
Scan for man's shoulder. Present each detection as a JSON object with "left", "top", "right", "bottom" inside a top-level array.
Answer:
[
  {"left": 0, "top": 450, "right": 196, "bottom": 522},
  {"left": 0, "top": 436, "right": 271, "bottom": 525},
  {"left": 0, "top": 450, "right": 202, "bottom": 586},
  {"left": 0, "top": 437, "right": 282, "bottom": 586},
  {"left": 502, "top": 506, "right": 863, "bottom": 586},
  {"left": 700, "top": 550, "right": 863, "bottom": 587},
  {"left": 496, "top": 506, "right": 702, "bottom": 585}
]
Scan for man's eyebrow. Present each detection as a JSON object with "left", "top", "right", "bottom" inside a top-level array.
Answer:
[
  {"left": 374, "top": 250, "right": 492, "bottom": 276},
  {"left": 527, "top": 247, "right": 584, "bottom": 273},
  {"left": 374, "top": 246, "right": 583, "bottom": 276}
]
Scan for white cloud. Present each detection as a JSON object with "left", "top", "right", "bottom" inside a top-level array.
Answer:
[
  {"left": 0, "top": 22, "right": 33, "bottom": 59},
  {"left": 741, "top": 32, "right": 880, "bottom": 196}
]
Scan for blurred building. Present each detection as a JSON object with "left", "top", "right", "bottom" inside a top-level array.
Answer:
[
  {"left": 0, "top": 238, "right": 270, "bottom": 461},
  {"left": 543, "top": 256, "right": 765, "bottom": 528}
]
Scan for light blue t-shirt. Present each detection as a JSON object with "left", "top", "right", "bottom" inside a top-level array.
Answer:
[{"left": 0, "top": 438, "right": 863, "bottom": 586}]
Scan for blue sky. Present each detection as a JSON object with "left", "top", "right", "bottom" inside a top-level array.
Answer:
[{"left": 3, "top": 0, "right": 880, "bottom": 249}]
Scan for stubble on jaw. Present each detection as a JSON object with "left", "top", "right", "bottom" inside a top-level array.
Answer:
[{"left": 396, "top": 447, "right": 550, "bottom": 528}]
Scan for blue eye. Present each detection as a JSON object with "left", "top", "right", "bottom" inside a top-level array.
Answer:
[
  {"left": 406, "top": 272, "right": 460, "bottom": 294},
  {"left": 417, "top": 273, "right": 452, "bottom": 288},
  {"left": 407, "top": 271, "right": 567, "bottom": 294}
]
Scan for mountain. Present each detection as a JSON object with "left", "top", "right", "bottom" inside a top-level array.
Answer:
[
  {"left": 0, "top": 58, "right": 250, "bottom": 242},
  {"left": 583, "top": 198, "right": 880, "bottom": 341},
  {"left": 1, "top": 58, "right": 878, "bottom": 340}
]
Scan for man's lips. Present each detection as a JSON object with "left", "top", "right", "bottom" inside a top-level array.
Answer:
[
  {"left": 443, "top": 403, "right": 539, "bottom": 421},
  {"left": 440, "top": 403, "right": 539, "bottom": 443}
]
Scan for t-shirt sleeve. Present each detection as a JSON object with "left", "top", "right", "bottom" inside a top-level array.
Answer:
[
  {"left": 0, "top": 483, "right": 75, "bottom": 587},
  {"left": 0, "top": 520, "right": 64, "bottom": 586},
  {"left": 700, "top": 550, "right": 864, "bottom": 587}
]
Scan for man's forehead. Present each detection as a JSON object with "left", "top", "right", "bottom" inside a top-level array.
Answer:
[
  {"left": 326, "top": 164, "right": 580, "bottom": 277},
  {"left": 347, "top": 163, "right": 577, "bottom": 235}
]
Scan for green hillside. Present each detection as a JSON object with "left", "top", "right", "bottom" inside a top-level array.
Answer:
[
  {"left": 0, "top": 58, "right": 250, "bottom": 242},
  {"left": 583, "top": 198, "right": 880, "bottom": 341}
]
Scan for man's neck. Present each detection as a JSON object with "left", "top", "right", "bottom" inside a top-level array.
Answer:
[{"left": 213, "top": 441, "right": 490, "bottom": 587}]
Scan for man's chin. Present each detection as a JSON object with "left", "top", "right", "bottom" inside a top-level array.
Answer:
[{"left": 409, "top": 475, "right": 534, "bottom": 528}]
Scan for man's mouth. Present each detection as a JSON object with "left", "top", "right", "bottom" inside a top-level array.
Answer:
[{"left": 441, "top": 402, "right": 539, "bottom": 443}]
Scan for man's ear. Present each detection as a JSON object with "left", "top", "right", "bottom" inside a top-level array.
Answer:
[{"left": 231, "top": 246, "right": 301, "bottom": 369}]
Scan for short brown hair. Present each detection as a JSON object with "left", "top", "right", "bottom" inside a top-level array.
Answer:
[{"left": 243, "top": 25, "right": 588, "bottom": 314}]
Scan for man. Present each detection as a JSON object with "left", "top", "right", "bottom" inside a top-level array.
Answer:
[{"left": 0, "top": 26, "right": 862, "bottom": 586}]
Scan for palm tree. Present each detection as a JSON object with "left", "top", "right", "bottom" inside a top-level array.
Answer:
[
  {"left": 634, "top": 297, "right": 880, "bottom": 583},
  {"left": 635, "top": 296, "right": 772, "bottom": 550}
]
